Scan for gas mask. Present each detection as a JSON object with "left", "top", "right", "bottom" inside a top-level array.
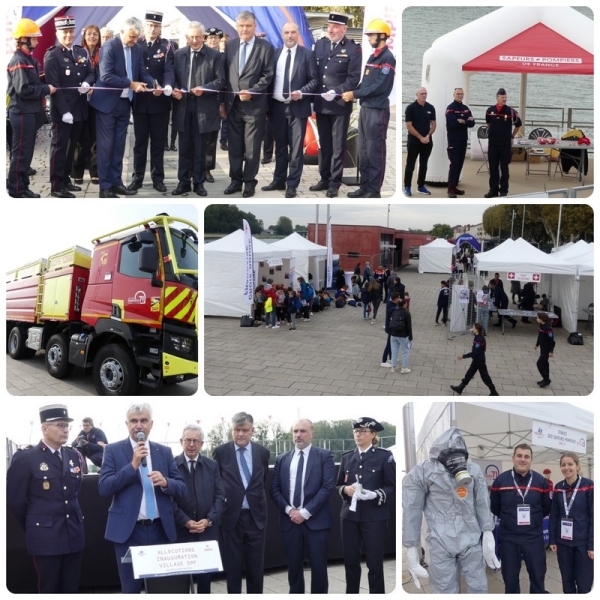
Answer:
[{"left": 437, "top": 448, "right": 472, "bottom": 486}]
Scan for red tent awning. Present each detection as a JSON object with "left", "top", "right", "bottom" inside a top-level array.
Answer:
[{"left": 462, "top": 23, "right": 593, "bottom": 74}]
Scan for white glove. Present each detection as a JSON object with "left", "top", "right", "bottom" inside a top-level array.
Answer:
[
  {"left": 163, "top": 84, "right": 173, "bottom": 97},
  {"left": 348, "top": 482, "right": 360, "bottom": 512},
  {"left": 62, "top": 112, "right": 74, "bottom": 124},
  {"left": 482, "top": 530, "right": 501, "bottom": 570},
  {"left": 355, "top": 488, "right": 377, "bottom": 501},
  {"left": 78, "top": 82, "right": 90, "bottom": 94},
  {"left": 406, "top": 546, "right": 428, "bottom": 589},
  {"left": 322, "top": 89, "right": 336, "bottom": 102}
]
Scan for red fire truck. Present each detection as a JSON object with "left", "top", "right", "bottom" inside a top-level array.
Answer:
[{"left": 6, "top": 214, "right": 198, "bottom": 395}]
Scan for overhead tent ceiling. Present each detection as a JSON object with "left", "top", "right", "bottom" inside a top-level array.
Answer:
[{"left": 462, "top": 23, "right": 593, "bottom": 74}]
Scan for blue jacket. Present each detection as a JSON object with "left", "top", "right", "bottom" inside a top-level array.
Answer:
[
  {"left": 463, "top": 334, "right": 487, "bottom": 363},
  {"left": 549, "top": 476, "right": 593, "bottom": 550}
]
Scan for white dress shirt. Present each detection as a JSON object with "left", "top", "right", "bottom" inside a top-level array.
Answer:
[
  {"left": 287, "top": 444, "right": 312, "bottom": 519},
  {"left": 273, "top": 44, "right": 297, "bottom": 102},
  {"left": 129, "top": 437, "right": 159, "bottom": 520}
]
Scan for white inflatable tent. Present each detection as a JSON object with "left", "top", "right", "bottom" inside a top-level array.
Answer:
[
  {"left": 418, "top": 238, "right": 454, "bottom": 274},
  {"left": 270, "top": 232, "right": 328, "bottom": 289},
  {"left": 204, "top": 230, "right": 292, "bottom": 317},
  {"left": 420, "top": 6, "right": 594, "bottom": 182}
]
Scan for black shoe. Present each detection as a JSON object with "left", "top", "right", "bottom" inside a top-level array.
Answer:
[
  {"left": 261, "top": 181, "right": 286, "bottom": 191},
  {"left": 285, "top": 186, "right": 297, "bottom": 198},
  {"left": 484, "top": 191, "right": 498, "bottom": 198},
  {"left": 27, "top": 167, "right": 37, "bottom": 176},
  {"left": 512, "top": 320, "right": 517, "bottom": 329},
  {"left": 73, "top": 178, "right": 84, "bottom": 185},
  {"left": 127, "top": 181, "right": 143, "bottom": 191},
  {"left": 169, "top": 144, "right": 177, "bottom": 152},
  {"left": 91, "top": 177, "right": 99, "bottom": 185},
  {"left": 455, "top": 188, "right": 466, "bottom": 195},
  {"left": 309, "top": 180, "right": 328, "bottom": 192},
  {"left": 204, "top": 171, "right": 215, "bottom": 183},
  {"left": 153, "top": 181, "right": 167, "bottom": 193},
  {"left": 99, "top": 188, "right": 119, "bottom": 198},
  {"left": 112, "top": 185, "right": 137, "bottom": 196},
  {"left": 499, "top": 193, "right": 508, "bottom": 197},
  {"left": 347, "top": 188, "right": 367, "bottom": 198},
  {"left": 224, "top": 183, "right": 243, "bottom": 195},
  {"left": 326, "top": 187, "right": 338, "bottom": 198},
  {"left": 21, "top": 189, "right": 41, "bottom": 198},
  {"left": 538, "top": 379, "right": 551, "bottom": 388},
  {"left": 172, "top": 183, "right": 191, "bottom": 196},
  {"left": 261, "top": 156, "right": 272, "bottom": 164},
  {"left": 51, "top": 188, "right": 76, "bottom": 198},
  {"left": 220, "top": 141, "right": 228, "bottom": 151},
  {"left": 450, "top": 384, "right": 464, "bottom": 395},
  {"left": 242, "top": 186, "right": 255, "bottom": 198},
  {"left": 537, "top": 379, "right": 546, "bottom": 385},
  {"left": 365, "top": 192, "right": 381, "bottom": 198},
  {"left": 66, "top": 183, "right": 82, "bottom": 192},
  {"left": 194, "top": 183, "right": 208, "bottom": 197},
  {"left": 448, "top": 193, "right": 458, "bottom": 198},
  {"left": 165, "top": 143, "right": 170, "bottom": 151},
  {"left": 489, "top": 389, "right": 500, "bottom": 396}
]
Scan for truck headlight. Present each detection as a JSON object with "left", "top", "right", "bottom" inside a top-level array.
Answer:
[{"left": 170, "top": 335, "right": 194, "bottom": 353}]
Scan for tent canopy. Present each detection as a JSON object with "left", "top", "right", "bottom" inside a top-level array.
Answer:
[
  {"left": 270, "top": 232, "right": 328, "bottom": 287},
  {"left": 418, "top": 238, "right": 454, "bottom": 274},
  {"left": 270, "top": 232, "right": 327, "bottom": 257},
  {"left": 553, "top": 240, "right": 594, "bottom": 276},
  {"left": 205, "top": 229, "right": 292, "bottom": 261},
  {"left": 455, "top": 233, "right": 481, "bottom": 253}
]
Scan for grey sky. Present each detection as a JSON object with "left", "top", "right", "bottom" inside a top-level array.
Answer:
[{"left": 232, "top": 203, "right": 494, "bottom": 231}]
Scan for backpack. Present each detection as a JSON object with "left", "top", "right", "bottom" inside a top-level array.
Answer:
[
  {"left": 306, "top": 283, "right": 315, "bottom": 299},
  {"left": 389, "top": 307, "right": 406, "bottom": 334}
]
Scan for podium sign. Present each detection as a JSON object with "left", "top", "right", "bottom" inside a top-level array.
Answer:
[{"left": 131, "top": 541, "right": 223, "bottom": 580}]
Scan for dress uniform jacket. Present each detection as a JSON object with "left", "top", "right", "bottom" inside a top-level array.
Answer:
[
  {"left": 43, "top": 44, "right": 95, "bottom": 122},
  {"left": 336, "top": 446, "right": 396, "bottom": 521},
  {"left": 313, "top": 36, "right": 361, "bottom": 115},
  {"left": 549, "top": 476, "right": 594, "bottom": 549},
  {"left": 352, "top": 45, "right": 395, "bottom": 109},
  {"left": 133, "top": 36, "right": 175, "bottom": 114},
  {"left": 486, "top": 103, "right": 522, "bottom": 144},
  {"left": 7, "top": 441, "right": 85, "bottom": 556},
  {"left": 446, "top": 100, "right": 475, "bottom": 142},
  {"left": 7, "top": 47, "right": 50, "bottom": 114}
]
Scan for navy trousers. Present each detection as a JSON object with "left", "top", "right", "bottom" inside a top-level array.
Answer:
[
  {"left": 316, "top": 112, "right": 351, "bottom": 189},
  {"left": 500, "top": 539, "right": 547, "bottom": 593},
  {"left": 96, "top": 98, "right": 131, "bottom": 190},
  {"left": 488, "top": 141, "right": 512, "bottom": 195},
  {"left": 358, "top": 106, "right": 390, "bottom": 193},
  {"left": 33, "top": 552, "right": 83, "bottom": 593},
  {"left": 556, "top": 544, "right": 593, "bottom": 594},
  {"left": 271, "top": 100, "right": 307, "bottom": 188},
  {"left": 8, "top": 112, "right": 37, "bottom": 196}
]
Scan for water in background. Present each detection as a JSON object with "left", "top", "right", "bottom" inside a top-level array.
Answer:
[{"left": 402, "top": 6, "right": 594, "bottom": 143}]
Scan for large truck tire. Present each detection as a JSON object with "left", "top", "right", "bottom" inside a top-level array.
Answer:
[
  {"left": 45, "top": 334, "right": 76, "bottom": 379},
  {"left": 7, "top": 326, "right": 36, "bottom": 359},
  {"left": 93, "top": 344, "right": 140, "bottom": 396}
]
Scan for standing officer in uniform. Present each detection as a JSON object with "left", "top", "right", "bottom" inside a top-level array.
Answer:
[
  {"left": 445, "top": 87, "right": 475, "bottom": 198},
  {"left": 7, "top": 404, "right": 85, "bottom": 593},
  {"left": 485, "top": 87, "right": 521, "bottom": 197},
  {"left": 44, "top": 15, "right": 95, "bottom": 198},
  {"left": 7, "top": 18, "right": 56, "bottom": 198},
  {"left": 173, "top": 424, "right": 225, "bottom": 594},
  {"left": 342, "top": 19, "right": 395, "bottom": 199},
  {"left": 336, "top": 417, "right": 396, "bottom": 593},
  {"left": 127, "top": 11, "right": 174, "bottom": 193},
  {"left": 490, "top": 443, "right": 552, "bottom": 593},
  {"left": 311, "top": 12, "right": 361, "bottom": 198}
]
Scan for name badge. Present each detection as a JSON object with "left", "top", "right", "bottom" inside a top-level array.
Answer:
[
  {"left": 517, "top": 504, "right": 531, "bottom": 525},
  {"left": 561, "top": 518, "right": 574, "bottom": 540}
]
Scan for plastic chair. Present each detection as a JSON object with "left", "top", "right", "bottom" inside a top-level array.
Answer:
[
  {"left": 476, "top": 126, "right": 489, "bottom": 175},
  {"left": 526, "top": 127, "right": 553, "bottom": 177}
]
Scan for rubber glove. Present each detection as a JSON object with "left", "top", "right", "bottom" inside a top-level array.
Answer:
[
  {"left": 62, "top": 112, "right": 74, "bottom": 124},
  {"left": 78, "top": 82, "right": 90, "bottom": 94},
  {"left": 482, "top": 530, "right": 501, "bottom": 569},
  {"left": 322, "top": 89, "right": 336, "bottom": 102},
  {"left": 355, "top": 488, "right": 377, "bottom": 501},
  {"left": 406, "top": 546, "right": 428, "bottom": 589}
]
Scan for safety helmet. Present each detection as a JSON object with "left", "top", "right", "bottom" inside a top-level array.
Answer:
[
  {"left": 13, "top": 18, "right": 42, "bottom": 39},
  {"left": 364, "top": 19, "right": 391, "bottom": 37}
]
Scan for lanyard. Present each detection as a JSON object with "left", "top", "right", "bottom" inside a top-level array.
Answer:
[
  {"left": 511, "top": 469, "right": 533, "bottom": 503},
  {"left": 561, "top": 476, "right": 581, "bottom": 518}
]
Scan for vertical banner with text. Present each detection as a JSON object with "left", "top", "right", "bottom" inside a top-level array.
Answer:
[
  {"left": 242, "top": 219, "right": 254, "bottom": 305},
  {"left": 326, "top": 216, "right": 333, "bottom": 288}
]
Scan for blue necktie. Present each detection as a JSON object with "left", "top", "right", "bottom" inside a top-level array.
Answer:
[
  {"left": 140, "top": 464, "right": 158, "bottom": 520},
  {"left": 293, "top": 450, "right": 304, "bottom": 508},
  {"left": 125, "top": 46, "right": 133, "bottom": 101},
  {"left": 239, "top": 42, "right": 247, "bottom": 73},
  {"left": 238, "top": 447, "right": 251, "bottom": 487}
]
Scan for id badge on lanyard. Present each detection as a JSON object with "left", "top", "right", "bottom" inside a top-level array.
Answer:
[
  {"left": 517, "top": 504, "right": 531, "bottom": 525},
  {"left": 561, "top": 518, "right": 574, "bottom": 540}
]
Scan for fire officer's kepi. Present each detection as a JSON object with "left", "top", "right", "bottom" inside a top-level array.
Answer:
[
  {"left": 145, "top": 11, "right": 163, "bottom": 23},
  {"left": 496, "top": 88, "right": 507, "bottom": 96},
  {"left": 54, "top": 16, "right": 76, "bottom": 30},
  {"left": 328, "top": 12, "right": 349, "bottom": 26},
  {"left": 353, "top": 417, "right": 384, "bottom": 432},
  {"left": 40, "top": 404, "right": 74, "bottom": 423}
]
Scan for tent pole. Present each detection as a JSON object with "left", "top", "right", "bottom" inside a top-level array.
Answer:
[
  {"left": 402, "top": 403, "right": 417, "bottom": 473},
  {"left": 556, "top": 204, "right": 563, "bottom": 247},
  {"left": 520, "top": 73, "right": 527, "bottom": 134},
  {"left": 315, "top": 205, "right": 319, "bottom": 245}
]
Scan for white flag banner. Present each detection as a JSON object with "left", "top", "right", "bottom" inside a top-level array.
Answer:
[
  {"left": 326, "top": 217, "right": 333, "bottom": 288},
  {"left": 532, "top": 420, "right": 587, "bottom": 453},
  {"left": 242, "top": 219, "right": 254, "bottom": 305}
]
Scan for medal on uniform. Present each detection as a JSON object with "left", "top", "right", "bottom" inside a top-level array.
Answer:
[
  {"left": 69, "top": 459, "right": 74, "bottom": 466},
  {"left": 517, "top": 504, "right": 531, "bottom": 525},
  {"left": 40, "top": 462, "right": 49, "bottom": 471},
  {"left": 43, "top": 481, "right": 50, "bottom": 490}
]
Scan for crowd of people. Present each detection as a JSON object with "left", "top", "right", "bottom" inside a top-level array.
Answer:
[
  {"left": 7, "top": 10, "right": 396, "bottom": 198},
  {"left": 7, "top": 404, "right": 396, "bottom": 594}
]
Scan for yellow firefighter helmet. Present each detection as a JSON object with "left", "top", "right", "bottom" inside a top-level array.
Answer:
[
  {"left": 13, "top": 18, "right": 42, "bottom": 39},
  {"left": 364, "top": 19, "right": 391, "bottom": 37}
]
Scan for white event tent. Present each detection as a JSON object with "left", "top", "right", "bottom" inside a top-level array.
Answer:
[
  {"left": 270, "top": 232, "right": 328, "bottom": 289},
  {"left": 418, "top": 238, "right": 455, "bottom": 274},
  {"left": 204, "top": 230, "right": 292, "bottom": 317}
]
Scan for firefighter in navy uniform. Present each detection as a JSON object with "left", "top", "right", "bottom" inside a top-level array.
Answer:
[
  {"left": 44, "top": 15, "right": 96, "bottom": 198},
  {"left": 311, "top": 12, "right": 361, "bottom": 198},
  {"left": 484, "top": 87, "right": 521, "bottom": 197},
  {"left": 342, "top": 19, "right": 396, "bottom": 199},
  {"left": 128, "top": 11, "right": 175, "bottom": 193},
  {"left": 535, "top": 311, "right": 555, "bottom": 388},
  {"left": 336, "top": 417, "right": 396, "bottom": 594},
  {"left": 7, "top": 18, "right": 56, "bottom": 198},
  {"left": 7, "top": 404, "right": 85, "bottom": 594},
  {"left": 445, "top": 88, "right": 475, "bottom": 198}
]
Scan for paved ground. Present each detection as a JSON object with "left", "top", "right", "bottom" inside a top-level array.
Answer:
[
  {"left": 204, "top": 262, "right": 594, "bottom": 396},
  {"left": 6, "top": 351, "right": 197, "bottom": 396},
  {"left": 8, "top": 112, "right": 395, "bottom": 199}
]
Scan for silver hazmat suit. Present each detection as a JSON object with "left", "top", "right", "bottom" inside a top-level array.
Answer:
[{"left": 402, "top": 427, "right": 495, "bottom": 593}]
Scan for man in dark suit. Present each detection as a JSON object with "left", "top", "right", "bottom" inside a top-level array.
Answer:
[
  {"left": 336, "top": 417, "right": 396, "bottom": 593},
  {"left": 221, "top": 11, "right": 274, "bottom": 198},
  {"left": 271, "top": 419, "right": 336, "bottom": 593},
  {"left": 89, "top": 16, "right": 155, "bottom": 198},
  {"left": 261, "top": 22, "right": 317, "bottom": 199},
  {"left": 44, "top": 15, "right": 95, "bottom": 198},
  {"left": 70, "top": 416, "right": 108, "bottom": 467},
  {"left": 311, "top": 12, "right": 361, "bottom": 198},
  {"left": 213, "top": 412, "right": 270, "bottom": 593},
  {"left": 171, "top": 21, "right": 225, "bottom": 197},
  {"left": 7, "top": 404, "right": 85, "bottom": 593},
  {"left": 127, "top": 11, "right": 175, "bottom": 193},
  {"left": 173, "top": 424, "right": 226, "bottom": 593},
  {"left": 98, "top": 403, "right": 187, "bottom": 593}
]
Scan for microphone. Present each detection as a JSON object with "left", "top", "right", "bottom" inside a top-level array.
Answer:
[{"left": 136, "top": 432, "right": 147, "bottom": 467}]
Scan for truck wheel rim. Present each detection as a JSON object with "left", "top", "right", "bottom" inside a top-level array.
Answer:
[
  {"left": 100, "top": 359, "right": 125, "bottom": 391},
  {"left": 47, "top": 344, "right": 63, "bottom": 368},
  {"left": 9, "top": 334, "right": 18, "bottom": 353}
]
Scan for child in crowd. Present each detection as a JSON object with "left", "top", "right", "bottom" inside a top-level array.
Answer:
[
  {"left": 285, "top": 289, "right": 301, "bottom": 331},
  {"left": 275, "top": 284, "right": 286, "bottom": 325},
  {"left": 404, "top": 291, "right": 411, "bottom": 311}
]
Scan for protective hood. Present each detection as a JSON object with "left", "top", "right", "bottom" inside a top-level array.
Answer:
[{"left": 429, "top": 426, "right": 469, "bottom": 460}]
